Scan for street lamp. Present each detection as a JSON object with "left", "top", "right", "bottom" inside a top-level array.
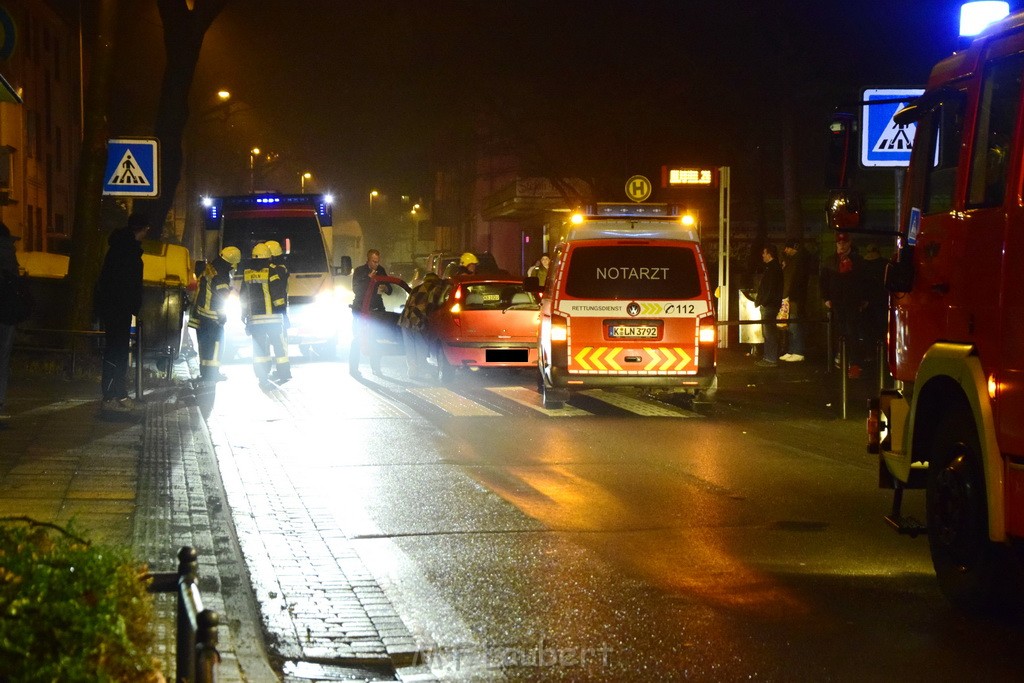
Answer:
[
  {"left": 369, "top": 189, "right": 379, "bottom": 209},
  {"left": 300, "top": 171, "right": 312, "bottom": 193},
  {"left": 249, "top": 147, "right": 260, "bottom": 192}
]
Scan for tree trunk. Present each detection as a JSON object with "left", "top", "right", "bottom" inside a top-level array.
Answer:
[
  {"left": 66, "top": 0, "right": 119, "bottom": 331},
  {"left": 781, "top": 108, "right": 803, "bottom": 241},
  {"left": 137, "top": 0, "right": 229, "bottom": 240}
]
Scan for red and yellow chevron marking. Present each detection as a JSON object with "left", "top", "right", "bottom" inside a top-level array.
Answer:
[
  {"left": 643, "top": 347, "right": 693, "bottom": 372},
  {"left": 574, "top": 346, "right": 623, "bottom": 371},
  {"left": 572, "top": 346, "right": 693, "bottom": 372}
]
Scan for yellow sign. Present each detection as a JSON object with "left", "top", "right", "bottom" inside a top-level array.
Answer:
[
  {"left": 572, "top": 346, "right": 693, "bottom": 373},
  {"left": 625, "top": 175, "right": 652, "bottom": 202}
]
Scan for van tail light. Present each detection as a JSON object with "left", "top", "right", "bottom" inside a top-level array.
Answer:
[
  {"left": 697, "top": 317, "right": 717, "bottom": 370},
  {"left": 549, "top": 314, "right": 568, "bottom": 366}
]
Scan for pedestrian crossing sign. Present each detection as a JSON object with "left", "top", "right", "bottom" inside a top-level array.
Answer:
[
  {"left": 861, "top": 88, "right": 924, "bottom": 168},
  {"left": 103, "top": 138, "right": 159, "bottom": 197}
]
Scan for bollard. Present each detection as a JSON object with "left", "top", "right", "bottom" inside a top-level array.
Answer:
[
  {"left": 134, "top": 318, "right": 144, "bottom": 400},
  {"left": 196, "top": 609, "right": 221, "bottom": 683}
]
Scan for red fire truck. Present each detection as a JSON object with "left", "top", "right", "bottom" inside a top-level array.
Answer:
[{"left": 852, "top": 11, "right": 1024, "bottom": 610}]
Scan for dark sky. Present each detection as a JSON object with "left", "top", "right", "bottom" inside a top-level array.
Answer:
[{"left": 115, "top": 1, "right": 1022, "bottom": 205}]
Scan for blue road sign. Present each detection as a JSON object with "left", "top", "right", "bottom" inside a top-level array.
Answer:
[
  {"left": 103, "top": 138, "right": 159, "bottom": 197},
  {"left": 861, "top": 88, "right": 924, "bottom": 168}
]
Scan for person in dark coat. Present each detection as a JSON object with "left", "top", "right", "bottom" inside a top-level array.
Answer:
[
  {"left": 95, "top": 212, "right": 149, "bottom": 412},
  {"left": 0, "top": 222, "right": 20, "bottom": 421},
  {"left": 780, "top": 239, "right": 811, "bottom": 362},
  {"left": 754, "top": 243, "right": 784, "bottom": 366},
  {"left": 349, "top": 248, "right": 390, "bottom": 376},
  {"left": 820, "top": 232, "right": 868, "bottom": 374}
]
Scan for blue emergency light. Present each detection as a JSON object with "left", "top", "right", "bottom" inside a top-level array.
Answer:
[
  {"left": 202, "top": 193, "right": 334, "bottom": 229},
  {"left": 960, "top": 1, "right": 1009, "bottom": 36}
]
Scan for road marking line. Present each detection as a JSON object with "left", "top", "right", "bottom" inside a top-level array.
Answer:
[{"left": 578, "top": 389, "right": 700, "bottom": 417}]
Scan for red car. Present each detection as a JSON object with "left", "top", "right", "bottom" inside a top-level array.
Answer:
[{"left": 425, "top": 275, "right": 542, "bottom": 382}]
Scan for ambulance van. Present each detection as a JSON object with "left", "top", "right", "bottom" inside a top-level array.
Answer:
[{"left": 537, "top": 203, "right": 717, "bottom": 408}]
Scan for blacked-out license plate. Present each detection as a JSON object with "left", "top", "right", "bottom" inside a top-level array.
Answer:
[{"left": 486, "top": 349, "right": 529, "bottom": 362}]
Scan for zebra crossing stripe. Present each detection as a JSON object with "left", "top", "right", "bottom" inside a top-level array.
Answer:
[
  {"left": 578, "top": 389, "right": 699, "bottom": 417},
  {"left": 486, "top": 387, "right": 591, "bottom": 416},
  {"left": 408, "top": 387, "right": 501, "bottom": 416}
]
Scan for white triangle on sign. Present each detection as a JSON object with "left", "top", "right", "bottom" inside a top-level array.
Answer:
[
  {"left": 873, "top": 112, "right": 916, "bottom": 154},
  {"left": 107, "top": 149, "right": 151, "bottom": 186}
]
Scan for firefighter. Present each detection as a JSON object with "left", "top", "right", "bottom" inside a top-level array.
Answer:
[
  {"left": 188, "top": 246, "right": 241, "bottom": 382},
  {"left": 241, "top": 243, "right": 290, "bottom": 384},
  {"left": 264, "top": 239, "right": 292, "bottom": 382},
  {"left": 457, "top": 252, "right": 478, "bottom": 275}
]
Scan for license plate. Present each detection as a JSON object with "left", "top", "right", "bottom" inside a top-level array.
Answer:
[
  {"left": 486, "top": 348, "right": 528, "bottom": 362},
  {"left": 608, "top": 325, "right": 659, "bottom": 339}
]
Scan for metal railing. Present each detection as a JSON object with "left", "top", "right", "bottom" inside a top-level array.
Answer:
[
  {"left": 147, "top": 546, "right": 220, "bottom": 683},
  {"left": 13, "top": 320, "right": 169, "bottom": 398},
  {"left": 718, "top": 314, "right": 890, "bottom": 419}
]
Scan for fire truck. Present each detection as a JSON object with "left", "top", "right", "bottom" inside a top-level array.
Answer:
[
  {"left": 853, "top": 11, "right": 1024, "bottom": 610},
  {"left": 202, "top": 193, "right": 345, "bottom": 358}
]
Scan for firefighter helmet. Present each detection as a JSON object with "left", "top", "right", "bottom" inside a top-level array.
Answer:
[
  {"left": 460, "top": 252, "right": 478, "bottom": 267},
  {"left": 219, "top": 246, "right": 242, "bottom": 266},
  {"left": 265, "top": 240, "right": 283, "bottom": 257},
  {"left": 251, "top": 243, "right": 271, "bottom": 259}
]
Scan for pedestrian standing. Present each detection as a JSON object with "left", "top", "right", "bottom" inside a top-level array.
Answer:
[
  {"left": 820, "top": 232, "right": 868, "bottom": 376},
  {"left": 754, "top": 243, "right": 783, "bottom": 367},
  {"left": 779, "top": 239, "right": 810, "bottom": 362},
  {"left": 188, "top": 246, "right": 240, "bottom": 382},
  {"left": 95, "top": 212, "right": 149, "bottom": 413},
  {"left": 241, "top": 243, "right": 288, "bottom": 385},
  {"left": 0, "top": 222, "right": 21, "bottom": 421},
  {"left": 399, "top": 272, "right": 441, "bottom": 380},
  {"left": 349, "top": 249, "right": 389, "bottom": 376},
  {"left": 527, "top": 253, "right": 551, "bottom": 286}
]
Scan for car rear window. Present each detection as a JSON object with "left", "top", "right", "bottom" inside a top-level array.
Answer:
[
  {"left": 461, "top": 283, "right": 539, "bottom": 310},
  {"left": 564, "top": 244, "right": 702, "bottom": 299}
]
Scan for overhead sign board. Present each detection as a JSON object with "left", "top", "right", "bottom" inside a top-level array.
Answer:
[
  {"left": 861, "top": 88, "right": 924, "bottom": 168},
  {"left": 103, "top": 138, "right": 159, "bottom": 197}
]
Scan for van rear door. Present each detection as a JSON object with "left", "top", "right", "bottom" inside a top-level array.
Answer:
[{"left": 557, "top": 240, "right": 712, "bottom": 376}]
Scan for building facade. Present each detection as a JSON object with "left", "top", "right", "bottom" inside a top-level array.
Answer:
[{"left": 0, "top": 0, "right": 80, "bottom": 255}]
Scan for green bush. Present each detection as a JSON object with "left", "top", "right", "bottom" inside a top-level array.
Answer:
[{"left": 0, "top": 518, "right": 163, "bottom": 682}]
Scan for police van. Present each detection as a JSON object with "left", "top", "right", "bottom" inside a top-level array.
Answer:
[{"left": 536, "top": 203, "right": 717, "bottom": 408}]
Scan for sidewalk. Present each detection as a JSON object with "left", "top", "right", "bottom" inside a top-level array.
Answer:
[{"left": 0, "top": 351, "right": 276, "bottom": 680}]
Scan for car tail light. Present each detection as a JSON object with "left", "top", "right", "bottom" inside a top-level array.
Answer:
[{"left": 698, "top": 320, "right": 716, "bottom": 344}]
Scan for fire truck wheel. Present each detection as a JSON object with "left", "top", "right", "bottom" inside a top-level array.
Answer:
[{"left": 925, "top": 407, "right": 1005, "bottom": 612}]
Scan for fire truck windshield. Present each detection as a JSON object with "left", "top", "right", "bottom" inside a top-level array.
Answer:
[{"left": 221, "top": 216, "right": 328, "bottom": 273}]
